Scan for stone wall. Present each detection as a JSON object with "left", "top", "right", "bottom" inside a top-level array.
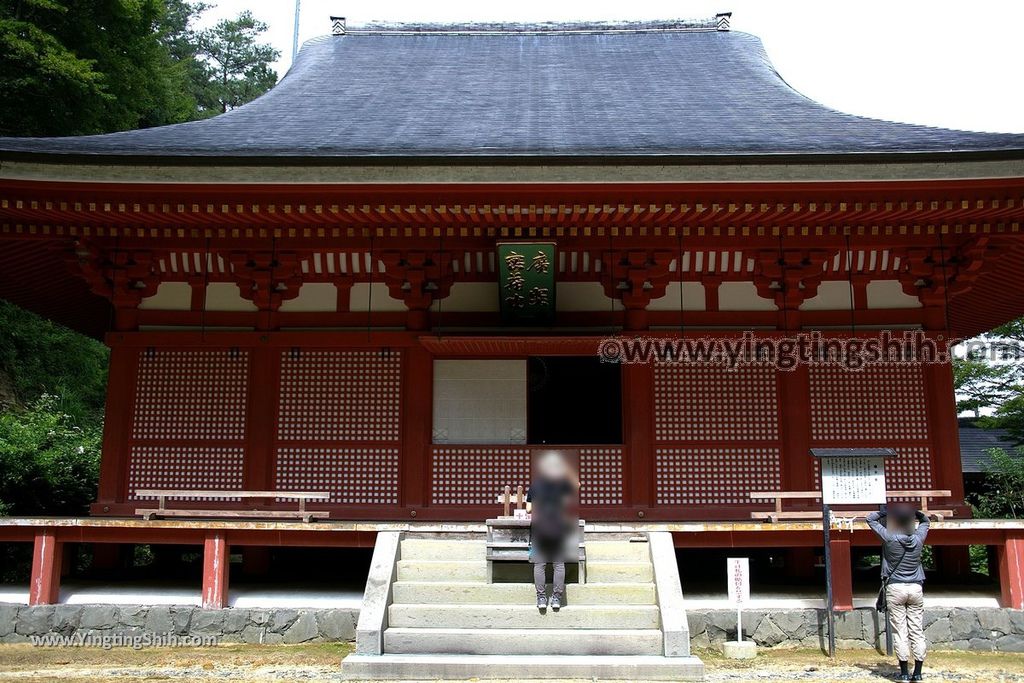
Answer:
[
  {"left": 0, "top": 604, "right": 357, "bottom": 645},
  {"left": 2, "top": 603, "right": 1022, "bottom": 653},
  {"left": 687, "top": 608, "right": 1024, "bottom": 653}
]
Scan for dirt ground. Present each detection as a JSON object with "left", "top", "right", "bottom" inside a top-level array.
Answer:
[{"left": 0, "top": 643, "right": 1022, "bottom": 682}]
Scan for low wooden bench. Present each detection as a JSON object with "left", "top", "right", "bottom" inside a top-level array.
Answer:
[
  {"left": 134, "top": 489, "right": 331, "bottom": 522},
  {"left": 749, "top": 489, "right": 954, "bottom": 523}
]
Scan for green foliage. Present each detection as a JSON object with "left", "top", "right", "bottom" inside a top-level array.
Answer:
[
  {"left": 0, "top": 394, "right": 101, "bottom": 516},
  {"left": 194, "top": 10, "right": 279, "bottom": 115},
  {"left": 954, "top": 352, "right": 1015, "bottom": 418},
  {"left": 970, "top": 447, "right": 1024, "bottom": 519},
  {"left": 969, "top": 545, "right": 990, "bottom": 576},
  {"left": 0, "top": 0, "right": 201, "bottom": 135},
  {"left": 0, "top": 300, "right": 108, "bottom": 422}
]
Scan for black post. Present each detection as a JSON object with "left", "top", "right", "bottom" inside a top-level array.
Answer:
[{"left": 822, "top": 502, "right": 835, "bottom": 658}]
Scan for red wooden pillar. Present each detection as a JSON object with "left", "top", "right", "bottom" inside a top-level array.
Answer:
[
  {"left": 244, "top": 345, "right": 278, "bottom": 493},
  {"left": 29, "top": 529, "right": 62, "bottom": 605},
  {"left": 95, "top": 342, "right": 140, "bottom": 509},
  {"left": 402, "top": 344, "right": 432, "bottom": 512},
  {"left": 830, "top": 535, "right": 854, "bottom": 611},
  {"left": 922, "top": 349, "right": 965, "bottom": 502},
  {"left": 202, "top": 532, "right": 230, "bottom": 609},
  {"left": 778, "top": 365, "right": 812, "bottom": 491},
  {"left": 622, "top": 362, "right": 655, "bottom": 513},
  {"left": 998, "top": 533, "right": 1024, "bottom": 609}
]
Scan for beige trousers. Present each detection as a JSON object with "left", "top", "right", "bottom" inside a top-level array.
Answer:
[{"left": 887, "top": 582, "right": 926, "bottom": 662}]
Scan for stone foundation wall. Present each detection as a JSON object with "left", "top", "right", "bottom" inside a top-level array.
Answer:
[
  {"left": 0, "top": 604, "right": 357, "bottom": 645},
  {"left": 687, "top": 608, "right": 1024, "bottom": 652},
  {"left": 2, "top": 604, "right": 1022, "bottom": 653}
]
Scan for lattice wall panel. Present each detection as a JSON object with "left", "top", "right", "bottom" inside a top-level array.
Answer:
[
  {"left": 277, "top": 350, "right": 401, "bottom": 442},
  {"left": 809, "top": 364, "right": 929, "bottom": 441},
  {"left": 132, "top": 350, "right": 249, "bottom": 441},
  {"left": 128, "top": 446, "right": 244, "bottom": 500},
  {"left": 654, "top": 364, "right": 779, "bottom": 442},
  {"left": 275, "top": 447, "right": 399, "bottom": 504},
  {"left": 655, "top": 447, "right": 781, "bottom": 505},
  {"left": 431, "top": 447, "right": 531, "bottom": 505},
  {"left": 579, "top": 448, "right": 624, "bottom": 506},
  {"left": 811, "top": 445, "right": 934, "bottom": 492}
]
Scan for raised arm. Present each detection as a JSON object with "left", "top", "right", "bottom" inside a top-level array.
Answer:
[
  {"left": 865, "top": 510, "right": 895, "bottom": 543},
  {"left": 914, "top": 510, "right": 930, "bottom": 542}
]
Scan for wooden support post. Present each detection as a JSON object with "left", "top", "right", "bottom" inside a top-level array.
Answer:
[
  {"left": 202, "top": 532, "right": 230, "bottom": 609},
  {"left": 998, "top": 534, "right": 1024, "bottom": 610},
  {"left": 785, "top": 547, "right": 817, "bottom": 580},
  {"left": 402, "top": 344, "right": 432, "bottom": 511},
  {"left": 829, "top": 536, "right": 854, "bottom": 611},
  {"left": 922, "top": 350, "right": 965, "bottom": 503},
  {"left": 90, "top": 543, "right": 123, "bottom": 571},
  {"left": 622, "top": 362, "right": 655, "bottom": 513},
  {"left": 244, "top": 346, "right": 278, "bottom": 494},
  {"left": 778, "top": 366, "right": 813, "bottom": 492},
  {"left": 29, "top": 529, "right": 62, "bottom": 605},
  {"left": 241, "top": 546, "right": 271, "bottom": 578},
  {"left": 95, "top": 344, "right": 140, "bottom": 508},
  {"left": 935, "top": 546, "right": 972, "bottom": 581}
]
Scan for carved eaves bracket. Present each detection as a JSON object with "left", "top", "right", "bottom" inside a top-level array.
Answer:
[
  {"left": 380, "top": 250, "right": 454, "bottom": 330},
  {"left": 601, "top": 250, "right": 673, "bottom": 330}
]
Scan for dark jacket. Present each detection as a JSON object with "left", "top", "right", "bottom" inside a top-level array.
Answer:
[{"left": 866, "top": 510, "right": 930, "bottom": 584}]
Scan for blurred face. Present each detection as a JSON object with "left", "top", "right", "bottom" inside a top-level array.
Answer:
[{"left": 537, "top": 452, "right": 568, "bottom": 480}]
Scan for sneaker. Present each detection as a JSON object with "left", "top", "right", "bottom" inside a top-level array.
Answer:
[
  {"left": 536, "top": 594, "right": 548, "bottom": 610},
  {"left": 550, "top": 595, "right": 561, "bottom": 611},
  {"left": 910, "top": 676, "right": 923, "bottom": 682},
  {"left": 897, "top": 675, "right": 910, "bottom": 682}
]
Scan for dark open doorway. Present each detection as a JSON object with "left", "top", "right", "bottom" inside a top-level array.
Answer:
[{"left": 527, "top": 356, "right": 622, "bottom": 444}]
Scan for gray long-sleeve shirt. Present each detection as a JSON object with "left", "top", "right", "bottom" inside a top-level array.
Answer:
[{"left": 866, "top": 510, "right": 930, "bottom": 584}]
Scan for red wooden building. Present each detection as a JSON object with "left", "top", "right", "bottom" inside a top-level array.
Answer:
[{"left": 2, "top": 17, "right": 1024, "bottom": 608}]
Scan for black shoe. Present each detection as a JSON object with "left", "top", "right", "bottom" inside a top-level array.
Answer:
[
  {"left": 897, "top": 675, "right": 910, "bottom": 682},
  {"left": 550, "top": 595, "right": 561, "bottom": 611},
  {"left": 536, "top": 594, "right": 548, "bottom": 611},
  {"left": 910, "top": 675, "right": 923, "bottom": 682}
]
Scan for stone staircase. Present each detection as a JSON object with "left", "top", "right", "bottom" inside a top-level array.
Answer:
[{"left": 342, "top": 532, "right": 704, "bottom": 680}]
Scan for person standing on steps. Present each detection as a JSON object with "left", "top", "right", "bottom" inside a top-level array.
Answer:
[
  {"left": 866, "top": 503, "right": 931, "bottom": 682},
  {"left": 526, "top": 452, "right": 579, "bottom": 612}
]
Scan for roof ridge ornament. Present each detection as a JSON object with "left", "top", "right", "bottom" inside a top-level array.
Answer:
[
  {"left": 716, "top": 12, "right": 732, "bottom": 31},
  {"left": 331, "top": 16, "right": 347, "bottom": 36}
]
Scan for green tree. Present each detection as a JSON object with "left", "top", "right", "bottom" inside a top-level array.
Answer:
[
  {"left": 0, "top": 394, "right": 101, "bottom": 516},
  {"left": 194, "top": 10, "right": 278, "bottom": 116},
  {"left": 0, "top": 0, "right": 205, "bottom": 136},
  {"left": 0, "top": 300, "right": 108, "bottom": 422},
  {"left": 970, "top": 447, "right": 1024, "bottom": 519}
]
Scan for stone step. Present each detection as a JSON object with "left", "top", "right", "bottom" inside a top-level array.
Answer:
[
  {"left": 392, "top": 581, "right": 656, "bottom": 605},
  {"left": 388, "top": 604, "right": 660, "bottom": 630},
  {"left": 383, "top": 627, "right": 663, "bottom": 656},
  {"left": 586, "top": 560, "right": 654, "bottom": 583},
  {"left": 341, "top": 653, "right": 705, "bottom": 681},
  {"left": 584, "top": 540, "right": 651, "bottom": 561},
  {"left": 396, "top": 560, "right": 487, "bottom": 582},
  {"left": 400, "top": 538, "right": 485, "bottom": 561}
]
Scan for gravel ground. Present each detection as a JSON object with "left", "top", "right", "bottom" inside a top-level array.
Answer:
[{"left": 0, "top": 644, "right": 1022, "bottom": 682}]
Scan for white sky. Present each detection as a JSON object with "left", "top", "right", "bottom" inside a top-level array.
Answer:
[{"left": 195, "top": 0, "right": 1024, "bottom": 134}]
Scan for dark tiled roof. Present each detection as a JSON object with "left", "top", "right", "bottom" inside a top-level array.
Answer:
[
  {"left": 2, "top": 23, "right": 1024, "bottom": 159},
  {"left": 959, "top": 423, "right": 1020, "bottom": 473}
]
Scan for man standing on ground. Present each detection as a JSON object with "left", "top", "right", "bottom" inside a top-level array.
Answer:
[{"left": 866, "top": 504, "right": 931, "bottom": 682}]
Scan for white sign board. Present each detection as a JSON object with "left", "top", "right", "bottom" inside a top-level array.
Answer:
[
  {"left": 727, "top": 557, "right": 750, "bottom": 605},
  {"left": 820, "top": 456, "right": 887, "bottom": 505}
]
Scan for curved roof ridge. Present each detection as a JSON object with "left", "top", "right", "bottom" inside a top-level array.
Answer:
[
  {"left": 1, "top": 26, "right": 1022, "bottom": 159},
  {"left": 344, "top": 17, "right": 726, "bottom": 35}
]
